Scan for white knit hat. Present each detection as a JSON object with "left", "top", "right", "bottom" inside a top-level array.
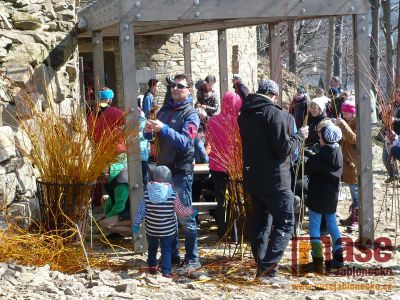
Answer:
[{"left": 310, "top": 97, "right": 327, "bottom": 112}]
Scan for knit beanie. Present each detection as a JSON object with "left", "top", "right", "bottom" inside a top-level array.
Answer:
[
  {"left": 98, "top": 89, "right": 114, "bottom": 100},
  {"left": 165, "top": 75, "right": 174, "bottom": 85},
  {"left": 152, "top": 165, "right": 172, "bottom": 183},
  {"left": 257, "top": 79, "right": 279, "bottom": 96},
  {"left": 310, "top": 97, "right": 327, "bottom": 112},
  {"left": 341, "top": 100, "right": 356, "bottom": 114},
  {"left": 321, "top": 125, "right": 342, "bottom": 144}
]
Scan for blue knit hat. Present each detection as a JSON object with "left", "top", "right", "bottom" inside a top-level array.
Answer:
[
  {"left": 98, "top": 89, "right": 114, "bottom": 100},
  {"left": 257, "top": 79, "right": 279, "bottom": 96},
  {"left": 321, "top": 125, "right": 342, "bottom": 144}
]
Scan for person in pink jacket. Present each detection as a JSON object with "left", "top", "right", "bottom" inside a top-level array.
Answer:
[{"left": 206, "top": 92, "right": 242, "bottom": 241}]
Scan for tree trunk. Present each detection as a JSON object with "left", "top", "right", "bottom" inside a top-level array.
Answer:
[
  {"left": 397, "top": 1, "right": 400, "bottom": 90},
  {"left": 326, "top": 18, "right": 335, "bottom": 90},
  {"left": 370, "top": 0, "right": 381, "bottom": 93},
  {"left": 333, "top": 16, "right": 343, "bottom": 79},
  {"left": 383, "top": 0, "right": 394, "bottom": 97},
  {"left": 288, "top": 20, "right": 297, "bottom": 74}
]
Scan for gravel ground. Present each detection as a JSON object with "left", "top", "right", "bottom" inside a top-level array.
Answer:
[{"left": 0, "top": 143, "right": 399, "bottom": 300}]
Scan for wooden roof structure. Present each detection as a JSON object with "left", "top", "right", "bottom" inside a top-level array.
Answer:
[{"left": 78, "top": 0, "right": 373, "bottom": 252}]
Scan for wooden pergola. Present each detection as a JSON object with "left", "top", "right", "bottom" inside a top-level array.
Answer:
[{"left": 78, "top": 0, "right": 373, "bottom": 252}]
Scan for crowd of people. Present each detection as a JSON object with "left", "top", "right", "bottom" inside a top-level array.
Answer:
[{"left": 89, "top": 72, "right": 389, "bottom": 282}]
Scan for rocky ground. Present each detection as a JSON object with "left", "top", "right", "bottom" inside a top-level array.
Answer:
[{"left": 1, "top": 142, "right": 400, "bottom": 300}]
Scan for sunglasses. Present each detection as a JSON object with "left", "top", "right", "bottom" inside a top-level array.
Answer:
[{"left": 171, "top": 82, "right": 189, "bottom": 90}]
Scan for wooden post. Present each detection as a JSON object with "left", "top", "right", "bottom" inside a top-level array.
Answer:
[
  {"left": 79, "top": 56, "right": 85, "bottom": 110},
  {"left": 268, "top": 23, "right": 282, "bottom": 105},
  {"left": 353, "top": 14, "right": 374, "bottom": 245},
  {"left": 183, "top": 33, "right": 192, "bottom": 78},
  {"left": 119, "top": 0, "right": 145, "bottom": 253},
  {"left": 92, "top": 30, "right": 105, "bottom": 98},
  {"left": 218, "top": 29, "right": 228, "bottom": 98}
]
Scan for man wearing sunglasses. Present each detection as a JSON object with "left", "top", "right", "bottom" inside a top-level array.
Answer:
[{"left": 145, "top": 74, "right": 201, "bottom": 271}]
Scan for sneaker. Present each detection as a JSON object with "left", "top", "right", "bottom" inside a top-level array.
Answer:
[
  {"left": 258, "top": 276, "right": 290, "bottom": 286},
  {"left": 182, "top": 260, "right": 201, "bottom": 271},
  {"left": 148, "top": 266, "right": 157, "bottom": 275},
  {"left": 162, "top": 273, "right": 173, "bottom": 278}
]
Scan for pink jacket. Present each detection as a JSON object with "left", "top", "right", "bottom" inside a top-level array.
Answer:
[{"left": 206, "top": 92, "right": 242, "bottom": 172}]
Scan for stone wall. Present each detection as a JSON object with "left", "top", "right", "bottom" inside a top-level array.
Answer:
[
  {"left": 0, "top": 0, "right": 80, "bottom": 225},
  {"left": 78, "top": 27, "right": 258, "bottom": 107}
]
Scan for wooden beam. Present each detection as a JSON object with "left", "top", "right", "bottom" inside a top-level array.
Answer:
[
  {"left": 353, "top": 14, "right": 374, "bottom": 244},
  {"left": 218, "top": 29, "right": 228, "bottom": 99},
  {"left": 79, "top": 56, "right": 85, "bottom": 110},
  {"left": 183, "top": 33, "right": 192, "bottom": 77},
  {"left": 80, "top": 0, "right": 368, "bottom": 31},
  {"left": 92, "top": 30, "right": 105, "bottom": 97},
  {"left": 268, "top": 23, "right": 282, "bottom": 105},
  {"left": 119, "top": 0, "right": 145, "bottom": 253}
]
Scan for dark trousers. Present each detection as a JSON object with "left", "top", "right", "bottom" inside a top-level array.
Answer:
[
  {"left": 147, "top": 234, "right": 174, "bottom": 275},
  {"left": 141, "top": 161, "right": 149, "bottom": 188},
  {"left": 250, "top": 189, "right": 294, "bottom": 277},
  {"left": 210, "top": 170, "right": 238, "bottom": 241}
]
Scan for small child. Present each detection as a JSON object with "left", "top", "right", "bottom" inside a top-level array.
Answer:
[
  {"left": 335, "top": 100, "right": 358, "bottom": 229},
  {"left": 305, "top": 124, "right": 344, "bottom": 273},
  {"left": 132, "top": 166, "right": 197, "bottom": 278}
]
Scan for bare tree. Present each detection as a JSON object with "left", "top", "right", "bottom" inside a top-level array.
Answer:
[
  {"left": 326, "top": 18, "right": 335, "bottom": 89},
  {"left": 333, "top": 16, "right": 343, "bottom": 79},
  {"left": 370, "top": 0, "right": 382, "bottom": 93},
  {"left": 397, "top": 2, "right": 400, "bottom": 89},
  {"left": 288, "top": 20, "right": 297, "bottom": 74},
  {"left": 382, "top": 0, "right": 394, "bottom": 96}
]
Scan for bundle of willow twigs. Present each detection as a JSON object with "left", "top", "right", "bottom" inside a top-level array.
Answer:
[
  {"left": 0, "top": 223, "right": 112, "bottom": 274},
  {"left": 206, "top": 109, "right": 250, "bottom": 250}
]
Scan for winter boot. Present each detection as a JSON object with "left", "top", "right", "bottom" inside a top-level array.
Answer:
[
  {"left": 308, "top": 256, "right": 324, "bottom": 274},
  {"left": 309, "top": 242, "right": 324, "bottom": 274},
  {"left": 326, "top": 250, "right": 344, "bottom": 272},
  {"left": 339, "top": 204, "right": 353, "bottom": 226},
  {"left": 347, "top": 208, "right": 358, "bottom": 230}
]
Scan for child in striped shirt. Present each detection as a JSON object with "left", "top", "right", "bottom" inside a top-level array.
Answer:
[{"left": 133, "top": 165, "right": 197, "bottom": 278}]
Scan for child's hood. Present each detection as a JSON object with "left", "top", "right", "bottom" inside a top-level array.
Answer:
[{"left": 147, "top": 182, "right": 174, "bottom": 203}]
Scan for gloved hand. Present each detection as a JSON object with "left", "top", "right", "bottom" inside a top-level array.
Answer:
[
  {"left": 132, "top": 225, "right": 140, "bottom": 234},
  {"left": 191, "top": 209, "right": 199, "bottom": 218}
]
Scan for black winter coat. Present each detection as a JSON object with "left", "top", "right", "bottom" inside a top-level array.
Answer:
[
  {"left": 305, "top": 144, "right": 343, "bottom": 214},
  {"left": 238, "top": 93, "right": 304, "bottom": 198}
]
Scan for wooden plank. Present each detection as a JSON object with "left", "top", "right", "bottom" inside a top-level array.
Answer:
[
  {"left": 183, "top": 33, "right": 192, "bottom": 77},
  {"left": 268, "top": 23, "right": 283, "bottom": 106},
  {"left": 92, "top": 30, "right": 105, "bottom": 97},
  {"left": 80, "top": 0, "right": 368, "bottom": 31},
  {"left": 218, "top": 29, "right": 228, "bottom": 99},
  {"left": 353, "top": 14, "right": 374, "bottom": 244},
  {"left": 119, "top": 0, "right": 146, "bottom": 253}
]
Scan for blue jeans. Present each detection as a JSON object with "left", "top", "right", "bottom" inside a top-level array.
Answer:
[
  {"left": 250, "top": 189, "right": 294, "bottom": 277},
  {"left": 382, "top": 146, "right": 396, "bottom": 177},
  {"left": 147, "top": 234, "right": 174, "bottom": 275},
  {"left": 309, "top": 209, "right": 342, "bottom": 257},
  {"left": 349, "top": 184, "right": 359, "bottom": 208},
  {"left": 171, "top": 173, "right": 198, "bottom": 263}
]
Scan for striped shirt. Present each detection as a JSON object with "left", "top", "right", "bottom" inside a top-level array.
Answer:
[{"left": 133, "top": 191, "right": 193, "bottom": 237}]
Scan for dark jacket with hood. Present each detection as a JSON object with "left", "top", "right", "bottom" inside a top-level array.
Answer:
[
  {"left": 155, "top": 95, "right": 200, "bottom": 175},
  {"left": 237, "top": 90, "right": 304, "bottom": 197},
  {"left": 305, "top": 143, "right": 343, "bottom": 214}
]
